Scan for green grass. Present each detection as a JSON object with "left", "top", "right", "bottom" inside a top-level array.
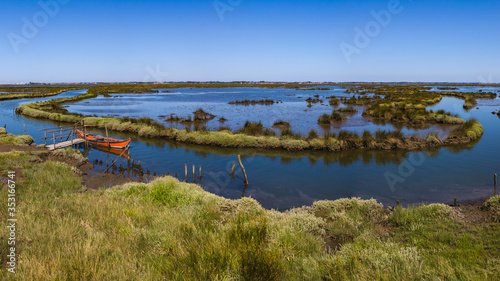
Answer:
[
  {"left": 482, "top": 196, "right": 500, "bottom": 222},
  {"left": 447, "top": 119, "right": 484, "bottom": 141},
  {"left": 0, "top": 130, "right": 34, "bottom": 146},
  {"left": 390, "top": 204, "right": 500, "bottom": 279},
  {"left": 0, "top": 150, "right": 499, "bottom": 280}
]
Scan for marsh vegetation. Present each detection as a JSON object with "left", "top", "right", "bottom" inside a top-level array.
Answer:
[
  {"left": 14, "top": 84, "right": 494, "bottom": 152},
  {"left": 0, "top": 145, "right": 498, "bottom": 280}
]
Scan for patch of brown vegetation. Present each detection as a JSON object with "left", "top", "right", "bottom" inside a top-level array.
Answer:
[{"left": 456, "top": 203, "right": 492, "bottom": 225}]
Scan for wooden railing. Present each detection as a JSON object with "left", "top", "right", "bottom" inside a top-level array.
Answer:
[{"left": 38, "top": 125, "right": 78, "bottom": 150}]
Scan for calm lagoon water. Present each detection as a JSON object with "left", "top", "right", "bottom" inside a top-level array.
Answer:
[{"left": 1, "top": 87, "right": 500, "bottom": 210}]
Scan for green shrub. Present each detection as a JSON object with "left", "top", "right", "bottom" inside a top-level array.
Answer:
[{"left": 482, "top": 196, "right": 500, "bottom": 222}]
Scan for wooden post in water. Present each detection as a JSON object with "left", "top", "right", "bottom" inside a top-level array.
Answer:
[
  {"left": 199, "top": 166, "right": 202, "bottom": 179},
  {"left": 23, "top": 121, "right": 26, "bottom": 135},
  {"left": 53, "top": 132, "right": 56, "bottom": 150},
  {"left": 60, "top": 127, "right": 62, "bottom": 142},
  {"left": 185, "top": 164, "right": 188, "bottom": 182},
  {"left": 105, "top": 125, "right": 110, "bottom": 148},
  {"left": 193, "top": 164, "right": 195, "bottom": 183},
  {"left": 495, "top": 173, "right": 497, "bottom": 196},
  {"left": 237, "top": 155, "right": 249, "bottom": 185},
  {"left": 44, "top": 129, "right": 47, "bottom": 146},
  {"left": 454, "top": 198, "right": 457, "bottom": 206},
  {"left": 83, "top": 121, "right": 87, "bottom": 148}
]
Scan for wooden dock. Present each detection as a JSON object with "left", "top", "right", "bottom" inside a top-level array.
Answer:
[
  {"left": 46, "top": 139, "right": 85, "bottom": 151},
  {"left": 40, "top": 125, "right": 86, "bottom": 151}
]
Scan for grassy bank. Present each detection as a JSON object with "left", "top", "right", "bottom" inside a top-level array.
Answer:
[
  {"left": 0, "top": 128, "right": 34, "bottom": 146},
  {"left": 0, "top": 87, "right": 80, "bottom": 101},
  {"left": 0, "top": 149, "right": 499, "bottom": 280}
]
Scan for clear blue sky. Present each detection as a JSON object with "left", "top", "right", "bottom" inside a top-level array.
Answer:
[{"left": 1, "top": 0, "right": 499, "bottom": 83}]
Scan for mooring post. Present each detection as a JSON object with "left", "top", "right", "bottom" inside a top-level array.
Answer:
[
  {"left": 105, "top": 125, "right": 110, "bottom": 148},
  {"left": 83, "top": 121, "right": 87, "bottom": 148},
  {"left": 53, "top": 132, "right": 56, "bottom": 150},
  {"left": 495, "top": 173, "right": 497, "bottom": 196},
  {"left": 193, "top": 164, "right": 195, "bottom": 183},
  {"left": 199, "top": 166, "right": 202, "bottom": 179},
  {"left": 237, "top": 155, "right": 249, "bottom": 185},
  {"left": 44, "top": 129, "right": 47, "bottom": 146},
  {"left": 185, "top": 164, "right": 188, "bottom": 182}
]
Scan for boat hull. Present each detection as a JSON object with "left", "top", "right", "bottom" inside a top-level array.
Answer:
[{"left": 75, "top": 129, "right": 131, "bottom": 149}]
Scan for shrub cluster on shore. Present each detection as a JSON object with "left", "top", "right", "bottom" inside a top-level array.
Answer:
[
  {"left": 0, "top": 148, "right": 498, "bottom": 280},
  {"left": 0, "top": 127, "right": 34, "bottom": 146},
  {"left": 0, "top": 87, "right": 79, "bottom": 101}
]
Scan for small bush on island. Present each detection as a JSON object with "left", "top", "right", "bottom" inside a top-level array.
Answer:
[
  {"left": 337, "top": 106, "right": 358, "bottom": 113},
  {"left": 272, "top": 120, "right": 291, "bottom": 128},
  {"left": 329, "top": 98, "right": 340, "bottom": 106},
  {"left": 193, "top": 108, "right": 216, "bottom": 119},
  {"left": 318, "top": 111, "right": 347, "bottom": 125},
  {"left": 306, "top": 98, "right": 323, "bottom": 104},
  {"left": 307, "top": 129, "right": 319, "bottom": 140},
  {"left": 447, "top": 118, "right": 483, "bottom": 140},
  {"left": 280, "top": 128, "right": 302, "bottom": 139},
  {"left": 318, "top": 114, "right": 332, "bottom": 125},
  {"left": 229, "top": 99, "right": 275, "bottom": 105},
  {"left": 236, "top": 121, "right": 275, "bottom": 136}
]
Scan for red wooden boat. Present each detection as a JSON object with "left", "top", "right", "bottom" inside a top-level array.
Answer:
[{"left": 76, "top": 129, "right": 131, "bottom": 149}]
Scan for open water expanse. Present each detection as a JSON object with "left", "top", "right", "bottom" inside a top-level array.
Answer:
[{"left": 2, "top": 86, "right": 500, "bottom": 210}]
